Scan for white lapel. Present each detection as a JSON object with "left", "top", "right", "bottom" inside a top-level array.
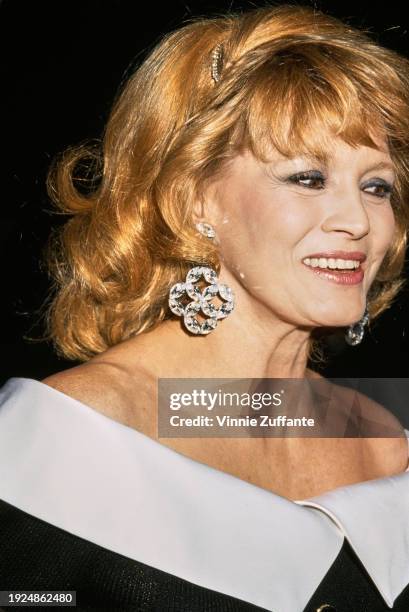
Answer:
[{"left": 294, "top": 459, "right": 409, "bottom": 608}]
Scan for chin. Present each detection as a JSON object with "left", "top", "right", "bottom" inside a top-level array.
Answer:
[{"left": 311, "top": 313, "right": 363, "bottom": 328}]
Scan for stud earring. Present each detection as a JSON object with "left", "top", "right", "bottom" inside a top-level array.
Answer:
[
  {"left": 167, "top": 222, "right": 235, "bottom": 335},
  {"left": 345, "top": 306, "right": 370, "bottom": 346},
  {"left": 196, "top": 221, "right": 217, "bottom": 239}
]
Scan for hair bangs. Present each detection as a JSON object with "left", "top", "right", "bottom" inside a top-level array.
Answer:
[{"left": 242, "top": 48, "right": 388, "bottom": 166}]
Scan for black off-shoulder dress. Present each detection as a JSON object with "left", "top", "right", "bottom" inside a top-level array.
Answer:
[{"left": 0, "top": 377, "right": 408, "bottom": 612}]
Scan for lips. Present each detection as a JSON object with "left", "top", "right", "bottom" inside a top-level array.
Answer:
[{"left": 301, "top": 251, "right": 367, "bottom": 286}]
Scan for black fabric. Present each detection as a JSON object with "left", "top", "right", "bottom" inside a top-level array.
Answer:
[
  {"left": 0, "top": 498, "right": 408, "bottom": 612},
  {"left": 304, "top": 532, "right": 409, "bottom": 612}
]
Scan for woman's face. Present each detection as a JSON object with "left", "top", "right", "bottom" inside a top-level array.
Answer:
[{"left": 206, "top": 133, "right": 396, "bottom": 328}]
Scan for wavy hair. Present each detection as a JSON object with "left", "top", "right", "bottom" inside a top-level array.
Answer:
[{"left": 42, "top": 3, "right": 409, "bottom": 363}]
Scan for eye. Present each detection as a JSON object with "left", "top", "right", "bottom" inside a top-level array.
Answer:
[
  {"left": 286, "top": 171, "right": 325, "bottom": 189},
  {"left": 286, "top": 172, "right": 394, "bottom": 200},
  {"left": 363, "top": 180, "right": 394, "bottom": 199}
]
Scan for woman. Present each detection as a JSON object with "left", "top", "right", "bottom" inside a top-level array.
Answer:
[{"left": 0, "top": 4, "right": 409, "bottom": 611}]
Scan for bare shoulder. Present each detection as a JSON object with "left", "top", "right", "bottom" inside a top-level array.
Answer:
[
  {"left": 307, "top": 370, "right": 408, "bottom": 474},
  {"left": 330, "top": 380, "right": 404, "bottom": 431},
  {"left": 41, "top": 357, "right": 156, "bottom": 432},
  {"left": 331, "top": 380, "right": 408, "bottom": 475},
  {"left": 308, "top": 370, "right": 405, "bottom": 432}
]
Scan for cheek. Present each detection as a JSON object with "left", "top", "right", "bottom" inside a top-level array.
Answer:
[
  {"left": 371, "top": 205, "right": 396, "bottom": 257},
  {"left": 241, "top": 192, "right": 314, "bottom": 247},
  {"left": 216, "top": 181, "right": 316, "bottom": 283}
]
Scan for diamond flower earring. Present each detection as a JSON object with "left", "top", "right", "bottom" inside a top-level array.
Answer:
[
  {"left": 167, "top": 222, "right": 235, "bottom": 335},
  {"left": 345, "top": 306, "right": 370, "bottom": 346}
]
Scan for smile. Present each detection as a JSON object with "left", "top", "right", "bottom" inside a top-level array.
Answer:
[{"left": 301, "top": 259, "right": 364, "bottom": 285}]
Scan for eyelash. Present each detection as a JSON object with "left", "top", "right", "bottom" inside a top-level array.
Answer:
[{"left": 287, "top": 171, "right": 394, "bottom": 199}]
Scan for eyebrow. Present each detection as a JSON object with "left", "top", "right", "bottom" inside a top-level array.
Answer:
[
  {"left": 364, "top": 161, "right": 395, "bottom": 173},
  {"left": 285, "top": 158, "right": 396, "bottom": 175}
]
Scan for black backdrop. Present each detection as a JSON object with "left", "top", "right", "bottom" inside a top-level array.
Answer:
[{"left": 2, "top": 0, "right": 409, "bottom": 385}]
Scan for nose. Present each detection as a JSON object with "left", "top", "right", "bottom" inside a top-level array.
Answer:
[{"left": 321, "top": 186, "right": 370, "bottom": 239}]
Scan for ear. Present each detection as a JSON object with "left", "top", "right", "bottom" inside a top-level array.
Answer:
[
  {"left": 192, "top": 198, "right": 206, "bottom": 226},
  {"left": 192, "top": 180, "right": 223, "bottom": 228}
]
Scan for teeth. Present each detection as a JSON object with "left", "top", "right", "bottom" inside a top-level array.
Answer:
[{"left": 303, "top": 257, "right": 361, "bottom": 270}]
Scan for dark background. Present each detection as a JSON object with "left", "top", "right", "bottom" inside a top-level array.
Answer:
[{"left": 1, "top": 0, "right": 409, "bottom": 385}]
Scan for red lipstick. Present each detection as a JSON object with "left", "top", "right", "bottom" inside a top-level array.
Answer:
[{"left": 302, "top": 251, "right": 367, "bottom": 285}]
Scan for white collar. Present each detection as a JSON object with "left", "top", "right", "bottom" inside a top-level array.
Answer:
[{"left": 0, "top": 376, "right": 408, "bottom": 612}]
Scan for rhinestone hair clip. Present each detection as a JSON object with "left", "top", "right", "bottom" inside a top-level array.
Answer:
[{"left": 211, "top": 42, "right": 224, "bottom": 83}]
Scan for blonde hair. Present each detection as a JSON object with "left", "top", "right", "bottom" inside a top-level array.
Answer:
[{"left": 42, "top": 3, "right": 409, "bottom": 363}]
